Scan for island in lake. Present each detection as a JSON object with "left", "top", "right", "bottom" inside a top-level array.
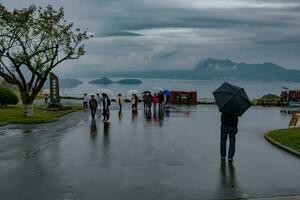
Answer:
[
  {"left": 89, "top": 77, "right": 114, "bottom": 85},
  {"left": 117, "top": 79, "right": 142, "bottom": 85},
  {"left": 89, "top": 77, "right": 142, "bottom": 85}
]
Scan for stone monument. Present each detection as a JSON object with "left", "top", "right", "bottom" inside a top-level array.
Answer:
[{"left": 48, "top": 73, "right": 63, "bottom": 109}]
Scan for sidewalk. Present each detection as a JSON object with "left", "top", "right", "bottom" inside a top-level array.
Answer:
[{"left": 0, "top": 106, "right": 300, "bottom": 200}]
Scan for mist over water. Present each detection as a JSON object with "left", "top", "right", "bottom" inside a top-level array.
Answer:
[{"left": 59, "top": 77, "right": 300, "bottom": 99}]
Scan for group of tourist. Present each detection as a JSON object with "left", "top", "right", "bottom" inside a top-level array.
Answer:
[
  {"left": 83, "top": 91, "right": 171, "bottom": 120},
  {"left": 142, "top": 91, "right": 169, "bottom": 113},
  {"left": 83, "top": 93, "right": 111, "bottom": 121}
]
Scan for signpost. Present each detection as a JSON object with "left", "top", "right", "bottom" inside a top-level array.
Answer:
[
  {"left": 289, "top": 113, "right": 299, "bottom": 128},
  {"left": 49, "top": 73, "right": 61, "bottom": 107}
]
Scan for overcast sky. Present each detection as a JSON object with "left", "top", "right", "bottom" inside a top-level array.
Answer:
[{"left": 2, "top": 0, "right": 300, "bottom": 72}]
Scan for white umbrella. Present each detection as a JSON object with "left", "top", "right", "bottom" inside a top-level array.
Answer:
[
  {"left": 98, "top": 89, "right": 114, "bottom": 99},
  {"left": 127, "top": 89, "right": 138, "bottom": 99}
]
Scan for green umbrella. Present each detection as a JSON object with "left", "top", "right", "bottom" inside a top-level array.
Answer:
[{"left": 213, "top": 82, "right": 251, "bottom": 117}]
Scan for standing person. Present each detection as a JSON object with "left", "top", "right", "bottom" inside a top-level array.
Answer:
[
  {"left": 102, "top": 93, "right": 111, "bottom": 122},
  {"left": 117, "top": 93, "right": 123, "bottom": 112},
  {"left": 143, "top": 94, "right": 147, "bottom": 112},
  {"left": 165, "top": 94, "right": 170, "bottom": 108},
  {"left": 146, "top": 93, "right": 153, "bottom": 113},
  {"left": 96, "top": 93, "right": 103, "bottom": 117},
  {"left": 158, "top": 91, "right": 164, "bottom": 111},
  {"left": 131, "top": 94, "right": 136, "bottom": 112},
  {"left": 134, "top": 94, "right": 138, "bottom": 111},
  {"left": 220, "top": 112, "right": 238, "bottom": 162},
  {"left": 83, "top": 93, "right": 89, "bottom": 110},
  {"left": 152, "top": 93, "right": 158, "bottom": 113},
  {"left": 89, "top": 95, "right": 98, "bottom": 118}
]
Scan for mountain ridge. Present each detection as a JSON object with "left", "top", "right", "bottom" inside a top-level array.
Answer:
[{"left": 72, "top": 58, "right": 300, "bottom": 82}]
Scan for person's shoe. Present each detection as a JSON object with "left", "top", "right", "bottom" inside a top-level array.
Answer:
[
  {"left": 228, "top": 158, "right": 234, "bottom": 163},
  {"left": 220, "top": 157, "right": 226, "bottom": 162}
]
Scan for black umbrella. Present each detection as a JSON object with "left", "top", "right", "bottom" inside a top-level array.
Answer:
[
  {"left": 142, "top": 91, "right": 151, "bottom": 94},
  {"left": 213, "top": 82, "right": 251, "bottom": 117}
]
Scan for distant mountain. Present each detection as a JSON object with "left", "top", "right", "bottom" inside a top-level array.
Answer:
[
  {"left": 89, "top": 77, "right": 142, "bottom": 85},
  {"left": 44, "top": 78, "right": 82, "bottom": 88},
  {"left": 191, "top": 58, "right": 300, "bottom": 81},
  {"left": 117, "top": 79, "right": 142, "bottom": 85},
  {"left": 104, "top": 58, "right": 300, "bottom": 82},
  {"left": 89, "top": 77, "right": 113, "bottom": 85}
]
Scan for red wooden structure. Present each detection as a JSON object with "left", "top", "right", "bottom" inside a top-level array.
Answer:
[{"left": 170, "top": 91, "right": 197, "bottom": 105}]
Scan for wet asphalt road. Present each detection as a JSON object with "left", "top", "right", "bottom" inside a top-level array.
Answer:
[{"left": 0, "top": 105, "right": 300, "bottom": 200}]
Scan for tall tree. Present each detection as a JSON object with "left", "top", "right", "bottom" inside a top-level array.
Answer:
[{"left": 0, "top": 4, "right": 89, "bottom": 116}]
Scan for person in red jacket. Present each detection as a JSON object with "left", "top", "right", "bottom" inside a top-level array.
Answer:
[{"left": 152, "top": 93, "right": 158, "bottom": 113}]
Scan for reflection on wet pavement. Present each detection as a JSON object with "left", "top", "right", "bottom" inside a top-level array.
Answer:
[{"left": 0, "top": 105, "right": 300, "bottom": 200}]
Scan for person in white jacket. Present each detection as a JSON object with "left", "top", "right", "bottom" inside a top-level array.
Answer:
[
  {"left": 131, "top": 94, "right": 136, "bottom": 112},
  {"left": 83, "top": 93, "right": 89, "bottom": 110}
]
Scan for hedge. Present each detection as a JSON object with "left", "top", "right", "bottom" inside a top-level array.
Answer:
[{"left": 0, "top": 87, "right": 19, "bottom": 107}]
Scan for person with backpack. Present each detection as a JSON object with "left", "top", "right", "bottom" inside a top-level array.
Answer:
[{"left": 89, "top": 95, "right": 98, "bottom": 118}]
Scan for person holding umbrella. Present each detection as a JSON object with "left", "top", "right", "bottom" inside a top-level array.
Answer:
[
  {"left": 213, "top": 82, "right": 251, "bottom": 162},
  {"left": 117, "top": 93, "right": 123, "bottom": 112},
  {"left": 220, "top": 112, "right": 238, "bottom": 162},
  {"left": 152, "top": 93, "right": 158, "bottom": 113},
  {"left": 163, "top": 90, "right": 170, "bottom": 108}
]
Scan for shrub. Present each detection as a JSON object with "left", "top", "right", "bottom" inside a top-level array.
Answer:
[{"left": 0, "top": 87, "right": 19, "bottom": 107}]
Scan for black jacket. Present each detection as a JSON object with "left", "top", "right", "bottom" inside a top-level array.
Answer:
[{"left": 221, "top": 112, "right": 238, "bottom": 127}]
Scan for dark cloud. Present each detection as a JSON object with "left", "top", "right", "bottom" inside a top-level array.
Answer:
[{"left": 1, "top": 0, "right": 300, "bottom": 70}]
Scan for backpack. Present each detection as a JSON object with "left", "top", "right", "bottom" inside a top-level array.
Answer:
[{"left": 90, "top": 99, "right": 97, "bottom": 109}]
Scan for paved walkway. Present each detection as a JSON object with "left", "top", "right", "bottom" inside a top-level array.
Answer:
[{"left": 0, "top": 105, "right": 300, "bottom": 200}]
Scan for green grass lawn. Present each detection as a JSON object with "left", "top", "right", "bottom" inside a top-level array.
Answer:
[
  {"left": 267, "top": 128, "right": 300, "bottom": 153},
  {"left": 0, "top": 105, "right": 82, "bottom": 126}
]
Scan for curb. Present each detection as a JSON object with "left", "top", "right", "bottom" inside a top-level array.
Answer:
[{"left": 264, "top": 133, "right": 300, "bottom": 158}]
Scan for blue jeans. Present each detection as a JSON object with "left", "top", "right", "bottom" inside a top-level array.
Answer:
[
  {"left": 90, "top": 108, "right": 97, "bottom": 118},
  {"left": 220, "top": 125, "right": 238, "bottom": 159}
]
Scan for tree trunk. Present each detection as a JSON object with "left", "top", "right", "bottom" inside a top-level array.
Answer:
[
  {"left": 23, "top": 103, "right": 33, "bottom": 117},
  {"left": 20, "top": 91, "right": 34, "bottom": 117}
]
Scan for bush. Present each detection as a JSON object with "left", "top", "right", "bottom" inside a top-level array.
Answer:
[{"left": 0, "top": 87, "right": 19, "bottom": 107}]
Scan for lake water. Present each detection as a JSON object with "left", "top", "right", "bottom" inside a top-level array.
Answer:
[{"left": 59, "top": 77, "right": 300, "bottom": 99}]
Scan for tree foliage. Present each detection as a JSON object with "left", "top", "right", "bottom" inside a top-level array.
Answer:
[{"left": 0, "top": 4, "right": 89, "bottom": 108}]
